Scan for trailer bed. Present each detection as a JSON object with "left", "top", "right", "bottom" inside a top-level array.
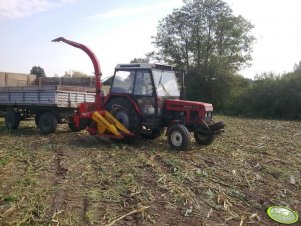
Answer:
[{"left": 0, "top": 85, "right": 95, "bottom": 109}]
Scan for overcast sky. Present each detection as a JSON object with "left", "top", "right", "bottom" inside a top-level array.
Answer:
[{"left": 0, "top": 0, "right": 300, "bottom": 79}]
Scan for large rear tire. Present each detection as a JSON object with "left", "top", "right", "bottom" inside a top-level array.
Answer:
[
  {"left": 167, "top": 124, "right": 190, "bottom": 151},
  {"left": 106, "top": 97, "right": 141, "bottom": 143},
  {"left": 5, "top": 111, "right": 21, "bottom": 130},
  {"left": 38, "top": 112, "right": 58, "bottom": 134}
]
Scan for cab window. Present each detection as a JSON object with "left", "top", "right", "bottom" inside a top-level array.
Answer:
[
  {"left": 152, "top": 70, "right": 180, "bottom": 97},
  {"left": 111, "top": 70, "right": 135, "bottom": 93},
  {"left": 134, "top": 71, "right": 153, "bottom": 96}
]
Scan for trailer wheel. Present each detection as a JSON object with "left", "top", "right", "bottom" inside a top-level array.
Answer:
[
  {"left": 167, "top": 124, "right": 190, "bottom": 151},
  {"left": 194, "top": 132, "right": 215, "bottom": 145},
  {"left": 38, "top": 112, "right": 58, "bottom": 134},
  {"left": 5, "top": 111, "right": 21, "bottom": 130},
  {"left": 35, "top": 114, "right": 41, "bottom": 127}
]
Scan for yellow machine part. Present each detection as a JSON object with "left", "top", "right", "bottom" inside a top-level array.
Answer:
[{"left": 91, "top": 111, "right": 132, "bottom": 137}]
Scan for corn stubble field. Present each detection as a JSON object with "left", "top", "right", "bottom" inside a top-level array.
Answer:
[{"left": 0, "top": 116, "right": 300, "bottom": 226}]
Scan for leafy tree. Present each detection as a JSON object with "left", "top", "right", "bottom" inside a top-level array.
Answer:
[
  {"left": 63, "top": 71, "right": 72, "bottom": 78},
  {"left": 153, "top": 0, "right": 255, "bottom": 71},
  {"left": 233, "top": 71, "right": 301, "bottom": 119},
  {"left": 72, "top": 71, "right": 89, "bottom": 78},
  {"left": 294, "top": 60, "right": 301, "bottom": 72},
  {"left": 63, "top": 70, "right": 88, "bottom": 78},
  {"left": 151, "top": 0, "right": 255, "bottom": 108},
  {"left": 30, "top": 66, "right": 46, "bottom": 77},
  {"left": 236, "top": 73, "right": 280, "bottom": 117}
]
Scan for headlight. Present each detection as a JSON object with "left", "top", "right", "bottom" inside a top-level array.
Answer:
[{"left": 205, "top": 112, "right": 212, "bottom": 117}]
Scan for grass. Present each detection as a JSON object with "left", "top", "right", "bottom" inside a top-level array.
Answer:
[{"left": 0, "top": 116, "right": 300, "bottom": 225}]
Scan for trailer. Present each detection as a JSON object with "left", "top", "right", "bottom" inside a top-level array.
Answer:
[{"left": 0, "top": 79, "right": 95, "bottom": 134}]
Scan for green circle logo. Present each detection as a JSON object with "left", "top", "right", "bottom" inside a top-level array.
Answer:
[{"left": 267, "top": 206, "right": 299, "bottom": 224}]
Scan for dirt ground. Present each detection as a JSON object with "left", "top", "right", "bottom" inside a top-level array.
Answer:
[{"left": 0, "top": 116, "right": 300, "bottom": 226}]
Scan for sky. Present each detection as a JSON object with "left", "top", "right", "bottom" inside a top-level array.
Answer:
[{"left": 0, "top": 0, "right": 301, "bottom": 80}]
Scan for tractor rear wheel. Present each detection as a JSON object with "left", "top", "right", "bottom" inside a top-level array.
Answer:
[
  {"left": 167, "top": 124, "right": 190, "bottom": 151},
  {"left": 5, "top": 111, "right": 21, "bottom": 130},
  {"left": 38, "top": 112, "right": 58, "bottom": 134},
  {"left": 106, "top": 97, "right": 141, "bottom": 143},
  {"left": 194, "top": 132, "right": 215, "bottom": 145}
]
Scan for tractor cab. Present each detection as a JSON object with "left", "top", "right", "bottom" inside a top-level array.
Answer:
[{"left": 109, "top": 63, "right": 180, "bottom": 116}]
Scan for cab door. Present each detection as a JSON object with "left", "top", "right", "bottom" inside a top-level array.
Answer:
[{"left": 133, "top": 70, "right": 156, "bottom": 116}]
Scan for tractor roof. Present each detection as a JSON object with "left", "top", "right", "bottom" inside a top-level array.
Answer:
[{"left": 115, "top": 63, "right": 173, "bottom": 71}]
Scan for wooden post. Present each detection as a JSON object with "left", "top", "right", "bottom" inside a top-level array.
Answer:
[
  {"left": 27, "top": 75, "right": 30, "bottom": 86},
  {"left": 5, "top": 73, "right": 8, "bottom": 87},
  {"left": 22, "top": 87, "right": 25, "bottom": 102}
]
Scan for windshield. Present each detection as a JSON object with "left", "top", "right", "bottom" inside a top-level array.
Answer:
[
  {"left": 111, "top": 70, "right": 135, "bottom": 93},
  {"left": 152, "top": 70, "right": 180, "bottom": 97},
  {"left": 111, "top": 70, "right": 153, "bottom": 95}
]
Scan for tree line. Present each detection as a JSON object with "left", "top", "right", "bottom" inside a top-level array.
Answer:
[
  {"left": 146, "top": 0, "right": 301, "bottom": 120},
  {"left": 232, "top": 70, "right": 301, "bottom": 119},
  {"left": 30, "top": 66, "right": 89, "bottom": 78}
]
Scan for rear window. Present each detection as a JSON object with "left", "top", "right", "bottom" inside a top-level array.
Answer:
[{"left": 152, "top": 70, "right": 180, "bottom": 97}]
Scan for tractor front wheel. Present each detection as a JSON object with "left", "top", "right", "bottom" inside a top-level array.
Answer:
[
  {"left": 194, "top": 132, "right": 215, "bottom": 145},
  {"left": 167, "top": 124, "right": 190, "bottom": 151},
  {"left": 141, "top": 128, "right": 164, "bottom": 140}
]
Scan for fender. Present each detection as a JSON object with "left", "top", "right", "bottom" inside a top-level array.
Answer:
[{"left": 104, "top": 93, "right": 143, "bottom": 116}]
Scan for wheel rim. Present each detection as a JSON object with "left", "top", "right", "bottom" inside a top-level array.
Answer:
[{"left": 171, "top": 130, "right": 183, "bottom": 147}]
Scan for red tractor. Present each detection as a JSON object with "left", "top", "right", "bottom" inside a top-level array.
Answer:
[{"left": 53, "top": 37, "right": 224, "bottom": 151}]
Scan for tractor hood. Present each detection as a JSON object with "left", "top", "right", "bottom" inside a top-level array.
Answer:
[{"left": 165, "top": 99, "right": 213, "bottom": 112}]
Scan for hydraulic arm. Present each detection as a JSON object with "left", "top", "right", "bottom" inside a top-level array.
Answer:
[{"left": 52, "top": 37, "right": 102, "bottom": 110}]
